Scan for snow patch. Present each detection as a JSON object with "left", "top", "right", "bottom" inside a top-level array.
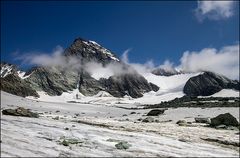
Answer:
[{"left": 210, "top": 89, "right": 239, "bottom": 97}]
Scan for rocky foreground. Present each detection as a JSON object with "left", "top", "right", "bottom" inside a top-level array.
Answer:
[{"left": 1, "top": 91, "right": 240, "bottom": 157}]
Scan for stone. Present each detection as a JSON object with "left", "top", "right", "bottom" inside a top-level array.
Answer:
[
  {"left": 195, "top": 117, "right": 211, "bottom": 124},
  {"left": 130, "top": 112, "right": 136, "bottom": 114},
  {"left": 2, "top": 107, "right": 39, "bottom": 118},
  {"left": 147, "top": 109, "right": 166, "bottom": 116},
  {"left": 115, "top": 141, "right": 131, "bottom": 150},
  {"left": 53, "top": 116, "right": 59, "bottom": 120},
  {"left": 142, "top": 117, "right": 154, "bottom": 123},
  {"left": 176, "top": 120, "right": 187, "bottom": 126},
  {"left": 210, "top": 113, "right": 239, "bottom": 127}
]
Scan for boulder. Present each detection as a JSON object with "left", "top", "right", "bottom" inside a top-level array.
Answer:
[
  {"left": 2, "top": 107, "right": 39, "bottom": 118},
  {"left": 142, "top": 117, "right": 155, "bottom": 123},
  {"left": 210, "top": 113, "right": 239, "bottom": 127},
  {"left": 176, "top": 120, "right": 187, "bottom": 126},
  {"left": 194, "top": 117, "right": 211, "bottom": 124},
  {"left": 147, "top": 109, "right": 166, "bottom": 116},
  {"left": 115, "top": 141, "right": 131, "bottom": 150}
]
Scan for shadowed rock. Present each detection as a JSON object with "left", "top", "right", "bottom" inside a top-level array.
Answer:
[
  {"left": 2, "top": 107, "right": 39, "bottom": 118},
  {"left": 210, "top": 113, "right": 239, "bottom": 127},
  {"left": 147, "top": 109, "right": 166, "bottom": 116},
  {"left": 183, "top": 71, "right": 239, "bottom": 96}
]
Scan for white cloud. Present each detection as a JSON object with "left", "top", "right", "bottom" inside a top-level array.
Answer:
[
  {"left": 15, "top": 46, "right": 82, "bottom": 70},
  {"left": 158, "top": 60, "right": 176, "bottom": 72},
  {"left": 178, "top": 44, "right": 239, "bottom": 80},
  {"left": 195, "top": 1, "right": 235, "bottom": 21},
  {"left": 121, "top": 48, "right": 131, "bottom": 64},
  {"left": 15, "top": 43, "right": 239, "bottom": 80}
]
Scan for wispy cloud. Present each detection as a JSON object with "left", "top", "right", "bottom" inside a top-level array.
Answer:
[
  {"left": 15, "top": 46, "right": 81, "bottom": 70},
  {"left": 177, "top": 44, "right": 239, "bottom": 80},
  {"left": 195, "top": 1, "right": 235, "bottom": 21},
  {"left": 14, "top": 43, "right": 239, "bottom": 80},
  {"left": 121, "top": 48, "right": 132, "bottom": 64}
]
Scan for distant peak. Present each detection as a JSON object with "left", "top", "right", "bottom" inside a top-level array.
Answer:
[{"left": 73, "top": 37, "right": 88, "bottom": 43}]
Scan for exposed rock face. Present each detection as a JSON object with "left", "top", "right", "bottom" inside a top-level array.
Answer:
[
  {"left": 0, "top": 74, "right": 39, "bottom": 97},
  {"left": 152, "top": 68, "right": 180, "bottom": 76},
  {"left": 0, "top": 62, "right": 18, "bottom": 77},
  {"left": 25, "top": 66, "right": 78, "bottom": 96},
  {"left": 64, "top": 38, "right": 120, "bottom": 65},
  {"left": 183, "top": 71, "right": 239, "bottom": 96},
  {"left": 100, "top": 73, "right": 158, "bottom": 98},
  {"left": 210, "top": 113, "right": 239, "bottom": 127},
  {"left": 195, "top": 117, "right": 211, "bottom": 124},
  {"left": 1, "top": 38, "right": 159, "bottom": 98},
  {"left": 78, "top": 70, "right": 105, "bottom": 96},
  {"left": 2, "top": 107, "right": 39, "bottom": 118}
]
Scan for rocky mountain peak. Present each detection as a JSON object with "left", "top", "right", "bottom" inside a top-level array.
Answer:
[{"left": 64, "top": 37, "right": 120, "bottom": 65}]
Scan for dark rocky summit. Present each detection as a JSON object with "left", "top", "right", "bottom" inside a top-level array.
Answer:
[
  {"left": 1, "top": 38, "right": 159, "bottom": 98},
  {"left": 152, "top": 67, "right": 180, "bottom": 76},
  {"left": 183, "top": 71, "right": 239, "bottom": 96},
  {"left": 64, "top": 37, "right": 120, "bottom": 65}
]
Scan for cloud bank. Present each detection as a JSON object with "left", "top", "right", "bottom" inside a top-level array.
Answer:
[
  {"left": 195, "top": 1, "right": 235, "bottom": 21},
  {"left": 15, "top": 43, "right": 239, "bottom": 80},
  {"left": 178, "top": 44, "right": 239, "bottom": 80}
]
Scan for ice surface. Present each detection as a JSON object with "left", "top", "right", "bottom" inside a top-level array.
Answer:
[{"left": 1, "top": 91, "right": 239, "bottom": 157}]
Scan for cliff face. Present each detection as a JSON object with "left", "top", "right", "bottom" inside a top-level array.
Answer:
[{"left": 183, "top": 71, "right": 239, "bottom": 96}]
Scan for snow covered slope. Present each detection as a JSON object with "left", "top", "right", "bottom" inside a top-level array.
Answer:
[{"left": 1, "top": 91, "right": 240, "bottom": 157}]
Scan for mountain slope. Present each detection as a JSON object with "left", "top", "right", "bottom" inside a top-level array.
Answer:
[
  {"left": 1, "top": 38, "right": 159, "bottom": 98},
  {"left": 183, "top": 71, "right": 239, "bottom": 96}
]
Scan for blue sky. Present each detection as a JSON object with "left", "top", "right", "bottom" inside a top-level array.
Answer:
[{"left": 1, "top": 1, "right": 239, "bottom": 70}]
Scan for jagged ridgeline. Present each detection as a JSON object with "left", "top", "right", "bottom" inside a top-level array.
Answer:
[{"left": 0, "top": 38, "right": 159, "bottom": 98}]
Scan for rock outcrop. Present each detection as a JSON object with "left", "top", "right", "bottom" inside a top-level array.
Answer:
[
  {"left": 0, "top": 74, "right": 39, "bottom": 97},
  {"left": 183, "top": 71, "right": 239, "bottom": 96},
  {"left": 210, "top": 113, "right": 239, "bottom": 127},
  {"left": 2, "top": 107, "right": 39, "bottom": 118},
  {"left": 147, "top": 109, "right": 166, "bottom": 116},
  {"left": 152, "top": 67, "right": 180, "bottom": 76}
]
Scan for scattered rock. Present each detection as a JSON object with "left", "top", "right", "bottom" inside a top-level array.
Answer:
[
  {"left": 176, "top": 120, "right": 187, "bottom": 125},
  {"left": 195, "top": 117, "right": 211, "bottom": 124},
  {"left": 53, "top": 116, "right": 59, "bottom": 120},
  {"left": 130, "top": 112, "right": 136, "bottom": 114},
  {"left": 60, "top": 138, "right": 83, "bottom": 146},
  {"left": 122, "top": 114, "right": 127, "bottom": 117},
  {"left": 125, "top": 118, "right": 129, "bottom": 121},
  {"left": 201, "top": 138, "right": 240, "bottom": 147},
  {"left": 115, "top": 141, "right": 131, "bottom": 150},
  {"left": 64, "top": 127, "right": 69, "bottom": 130},
  {"left": 178, "top": 138, "right": 189, "bottom": 142},
  {"left": 147, "top": 109, "right": 166, "bottom": 116},
  {"left": 107, "top": 138, "right": 121, "bottom": 142},
  {"left": 137, "top": 118, "right": 142, "bottom": 121},
  {"left": 2, "top": 107, "right": 39, "bottom": 118},
  {"left": 155, "top": 119, "right": 160, "bottom": 123},
  {"left": 75, "top": 113, "right": 80, "bottom": 116},
  {"left": 210, "top": 113, "right": 239, "bottom": 127},
  {"left": 56, "top": 110, "right": 60, "bottom": 113},
  {"left": 142, "top": 117, "right": 154, "bottom": 123}
]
